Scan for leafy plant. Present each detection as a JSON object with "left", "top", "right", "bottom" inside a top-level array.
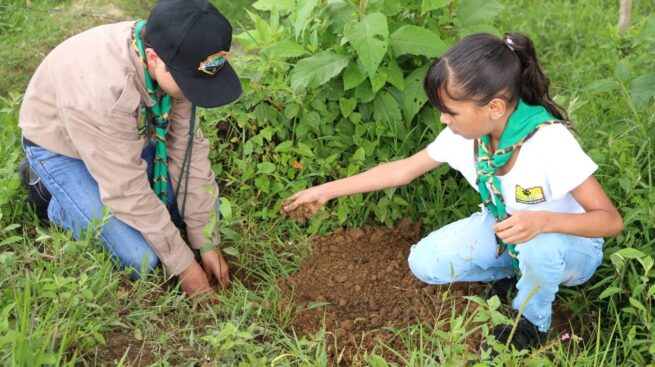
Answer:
[{"left": 209, "top": 0, "right": 503, "bottom": 231}]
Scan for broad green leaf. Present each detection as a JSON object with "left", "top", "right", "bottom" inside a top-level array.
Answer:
[
  {"left": 292, "top": 0, "right": 319, "bottom": 38},
  {"left": 234, "top": 30, "right": 259, "bottom": 50},
  {"left": 2, "top": 224, "right": 20, "bottom": 232},
  {"left": 636, "top": 14, "right": 655, "bottom": 43},
  {"left": 629, "top": 297, "right": 647, "bottom": 314},
  {"left": 0, "top": 236, "right": 21, "bottom": 246},
  {"left": 352, "top": 147, "right": 366, "bottom": 161},
  {"left": 373, "top": 91, "right": 402, "bottom": 125},
  {"left": 284, "top": 103, "right": 300, "bottom": 119},
  {"left": 343, "top": 62, "right": 366, "bottom": 90},
  {"left": 339, "top": 97, "right": 357, "bottom": 117},
  {"left": 337, "top": 204, "right": 348, "bottom": 224},
  {"left": 37, "top": 354, "right": 59, "bottom": 365},
  {"left": 486, "top": 295, "right": 501, "bottom": 311},
  {"left": 614, "top": 60, "right": 630, "bottom": 82},
  {"left": 456, "top": 0, "right": 503, "bottom": 27},
  {"left": 615, "top": 248, "right": 647, "bottom": 259},
  {"left": 648, "top": 284, "right": 655, "bottom": 299},
  {"left": 275, "top": 141, "right": 294, "bottom": 153},
  {"left": 422, "top": 0, "right": 449, "bottom": 13},
  {"left": 390, "top": 25, "right": 447, "bottom": 57},
  {"left": 354, "top": 81, "right": 375, "bottom": 103},
  {"left": 296, "top": 143, "right": 315, "bottom": 157},
  {"left": 586, "top": 79, "right": 620, "bottom": 93},
  {"left": 629, "top": 73, "right": 655, "bottom": 108},
  {"left": 290, "top": 51, "right": 350, "bottom": 91},
  {"left": 253, "top": 0, "right": 294, "bottom": 12},
  {"left": 385, "top": 61, "right": 405, "bottom": 90},
  {"left": 222, "top": 247, "right": 239, "bottom": 257},
  {"left": 370, "top": 72, "right": 388, "bottom": 93},
  {"left": 598, "top": 286, "right": 621, "bottom": 299},
  {"left": 257, "top": 162, "right": 276, "bottom": 174},
  {"left": 401, "top": 65, "right": 429, "bottom": 122},
  {"left": 265, "top": 40, "right": 307, "bottom": 58},
  {"left": 344, "top": 12, "right": 389, "bottom": 79},
  {"left": 369, "top": 354, "right": 390, "bottom": 367}
]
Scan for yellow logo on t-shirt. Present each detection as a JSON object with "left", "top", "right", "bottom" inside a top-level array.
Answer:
[{"left": 515, "top": 185, "right": 546, "bottom": 204}]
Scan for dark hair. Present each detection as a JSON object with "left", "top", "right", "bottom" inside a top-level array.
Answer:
[
  {"left": 139, "top": 26, "right": 150, "bottom": 46},
  {"left": 423, "top": 32, "right": 567, "bottom": 120}
]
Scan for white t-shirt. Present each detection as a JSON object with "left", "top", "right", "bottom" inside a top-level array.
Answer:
[{"left": 426, "top": 124, "right": 597, "bottom": 214}]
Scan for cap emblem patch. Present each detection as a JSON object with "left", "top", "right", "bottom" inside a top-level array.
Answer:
[{"left": 198, "top": 51, "right": 229, "bottom": 75}]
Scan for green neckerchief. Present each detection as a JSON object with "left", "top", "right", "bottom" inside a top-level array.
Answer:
[
  {"left": 133, "top": 20, "right": 172, "bottom": 204},
  {"left": 475, "top": 99, "right": 557, "bottom": 278}
]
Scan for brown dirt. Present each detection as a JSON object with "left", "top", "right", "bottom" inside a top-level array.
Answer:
[
  {"left": 280, "top": 218, "right": 487, "bottom": 365},
  {"left": 90, "top": 332, "right": 157, "bottom": 367},
  {"left": 281, "top": 200, "right": 318, "bottom": 223},
  {"left": 281, "top": 218, "right": 583, "bottom": 365}
]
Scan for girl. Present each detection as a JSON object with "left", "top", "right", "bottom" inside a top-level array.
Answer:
[{"left": 281, "top": 32, "right": 623, "bottom": 350}]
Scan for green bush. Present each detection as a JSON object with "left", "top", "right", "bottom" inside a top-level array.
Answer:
[{"left": 207, "top": 0, "right": 506, "bottom": 232}]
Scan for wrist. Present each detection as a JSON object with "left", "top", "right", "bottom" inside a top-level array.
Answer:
[
  {"left": 540, "top": 211, "right": 554, "bottom": 233},
  {"left": 180, "top": 260, "right": 201, "bottom": 277},
  {"left": 200, "top": 243, "right": 218, "bottom": 256},
  {"left": 320, "top": 182, "right": 337, "bottom": 202}
]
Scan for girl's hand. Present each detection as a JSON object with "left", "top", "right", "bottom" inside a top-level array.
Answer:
[
  {"left": 280, "top": 186, "right": 329, "bottom": 222},
  {"left": 492, "top": 211, "right": 547, "bottom": 244}
]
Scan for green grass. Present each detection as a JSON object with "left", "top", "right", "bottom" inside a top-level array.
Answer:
[{"left": 1, "top": 0, "right": 654, "bottom": 365}]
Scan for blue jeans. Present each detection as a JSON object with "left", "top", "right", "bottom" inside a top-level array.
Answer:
[
  {"left": 22, "top": 139, "right": 183, "bottom": 279},
  {"left": 408, "top": 210, "right": 603, "bottom": 332}
]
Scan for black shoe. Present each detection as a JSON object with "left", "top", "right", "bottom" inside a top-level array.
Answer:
[
  {"left": 483, "top": 276, "right": 517, "bottom": 303},
  {"left": 18, "top": 158, "right": 52, "bottom": 222},
  {"left": 483, "top": 316, "right": 547, "bottom": 356}
]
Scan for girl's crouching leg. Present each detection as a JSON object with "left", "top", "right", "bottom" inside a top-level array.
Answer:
[
  {"left": 512, "top": 233, "right": 603, "bottom": 332},
  {"left": 408, "top": 212, "right": 514, "bottom": 285}
]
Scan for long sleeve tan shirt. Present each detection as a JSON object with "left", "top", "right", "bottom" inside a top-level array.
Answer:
[{"left": 19, "top": 21, "right": 219, "bottom": 275}]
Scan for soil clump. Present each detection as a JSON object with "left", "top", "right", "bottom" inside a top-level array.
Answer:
[{"left": 281, "top": 218, "right": 486, "bottom": 365}]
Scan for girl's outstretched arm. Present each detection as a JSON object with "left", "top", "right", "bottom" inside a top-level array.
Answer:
[
  {"left": 493, "top": 176, "right": 623, "bottom": 244},
  {"left": 281, "top": 149, "right": 440, "bottom": 217}
]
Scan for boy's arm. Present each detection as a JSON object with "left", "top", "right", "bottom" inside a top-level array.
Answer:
[
  {"left": 493, "top": 176, "right": 623, "bottom": 244},
  {"left": 282, "top": 148, "right": 440, "bottom": 215}
]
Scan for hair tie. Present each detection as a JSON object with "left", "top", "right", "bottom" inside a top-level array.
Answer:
[{"left": 504, "top": 35, "right": 515, "bottom": 51}]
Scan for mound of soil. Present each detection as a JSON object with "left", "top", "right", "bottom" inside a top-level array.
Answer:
[{"left": 280, "top": 218, "right": 487, "bottom": 364}]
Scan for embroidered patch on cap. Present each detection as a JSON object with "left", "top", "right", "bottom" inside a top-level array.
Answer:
[{"left": 198, "top": 51, "right": 229, "bottom": 75}]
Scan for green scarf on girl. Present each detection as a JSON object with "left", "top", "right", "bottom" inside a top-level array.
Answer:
[
  {"left": 476, "top": 99, "right": 563, "bottom": 278},
  {"left": 133, "top": 20, "right": 172, "bottom": 204}
]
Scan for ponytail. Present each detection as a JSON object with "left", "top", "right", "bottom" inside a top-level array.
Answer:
[
  {"left": 504, "top": 32, "right": 567, "bottom": 120},
  {"left": 424, "top": 32, "right": 568, "bottom": 121}
]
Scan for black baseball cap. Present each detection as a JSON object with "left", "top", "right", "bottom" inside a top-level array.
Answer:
[{"left": 146, "top": 0, "right": 241, "bottom": 108}]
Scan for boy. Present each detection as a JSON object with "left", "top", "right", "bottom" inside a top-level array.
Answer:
[{"left": 18, "top": 0, "right": 239, "bottom": 301}]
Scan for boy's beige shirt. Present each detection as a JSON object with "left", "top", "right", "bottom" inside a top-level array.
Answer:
[{"left": 19, "top": 21, "right": 220, "bottom": 275}]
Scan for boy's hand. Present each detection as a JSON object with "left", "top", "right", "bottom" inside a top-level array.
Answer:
[
  {"left": 201, "top": 250, "right": 231, "bottom": 289},
  {"left": 280, "top": 186, "right": 328, "bottom": 222},
  {"left": 492, "top": 211, "right": 546, "bottom": 244},
  {"left": 179, "top": 261, "right": 214, "bottom": 302}
]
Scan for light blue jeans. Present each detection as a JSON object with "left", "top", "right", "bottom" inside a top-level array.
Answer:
[
  {"left": 22, "top": 139, "right": 183, "bottom": 279},
  {"left": 408, "top": 210, "right": 604, "bottom": 332}
]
